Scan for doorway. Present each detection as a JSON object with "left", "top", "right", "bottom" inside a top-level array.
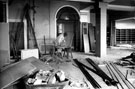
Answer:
[
  {"left": 56, "top": 6, "right": 80, "bottom": 51},
  {"left": 9, "top": 20, "right": 24, "bottom": 60}
]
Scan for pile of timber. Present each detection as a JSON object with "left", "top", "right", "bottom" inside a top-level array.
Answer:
[
  {"left": 73, "top": 58, "right": 118, "bottom": 89},
  {"left": 104, "top": 61, "right": 135, "bottom": 89}
]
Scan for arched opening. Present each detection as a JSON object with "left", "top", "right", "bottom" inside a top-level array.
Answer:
[{"left": 56, "top": 6, "right": 80, "bottom": 51}]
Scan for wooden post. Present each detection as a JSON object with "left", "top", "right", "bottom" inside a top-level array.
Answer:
[{"left": 24, "top": 19, "right": 27, "bottom": 49}]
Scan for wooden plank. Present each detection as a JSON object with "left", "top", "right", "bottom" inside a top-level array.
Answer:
[
  {"left": 80, "top": 23, "right": 83, "bottom": 51},
  {"left": 0, "top": 59, "right": 37, "bottom": 89},
  {"left": 82, "top": 22, "right": 90, "bottom": 53},
  {"left": 0, "top": 23, "right": 10, "bottom": 68},
  {"left": 83, "top": 34, "right": 90, "bottom": 53},
  {"left": 88, "top": 23, "right": 95, "bottom": 52},
  {"left": 44, "top": 36, "right": 46, "bottom": 54}
]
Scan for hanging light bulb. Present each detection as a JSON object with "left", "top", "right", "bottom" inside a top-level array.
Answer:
[{"left": 64, "top": 16, "right": 69, "bottom": 20}]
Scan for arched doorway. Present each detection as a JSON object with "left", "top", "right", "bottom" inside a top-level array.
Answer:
[{"left": 56, "top": 6, "right": 80, "bottom": 51}]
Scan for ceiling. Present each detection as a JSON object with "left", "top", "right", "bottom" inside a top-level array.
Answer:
[
  {"left": 108, "top": 0, "right": 135, "bottom": 11},
  {"left": 7, "top": 0, "right": 135, "bottom": 11},
  {"left": 107, "top": 0, "right": 135, "bottom": 21},
  {"left": 62, "top": 0, "right": 135, "bottom": 12},
  {"left": 110, "top": 0, "right": 135, "bottom": 6},
  {"left": 65, "top": 0, "right": 135, "bottom": 20}
]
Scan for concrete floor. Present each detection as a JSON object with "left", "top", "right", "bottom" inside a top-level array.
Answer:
[
  {"left": 47, "top": 47, "right": 135, "bottom": 89},
  {"left": 73, "top": 47, "right": 134, "bottom": 63},
  {"left": 3, "top": 47, "right": 135, "bottom": 89}
]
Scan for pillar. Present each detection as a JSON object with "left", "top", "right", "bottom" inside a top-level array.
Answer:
[
  {"left": 24, "top": 19, "right": 28, "bottom": 49},
  {"left": 95, "top": 2, "right": 108, "bottom": 57}
]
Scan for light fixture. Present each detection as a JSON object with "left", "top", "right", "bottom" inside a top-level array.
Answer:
[{"left": 64, "top": 16, "right": 69, "bottom": 20}]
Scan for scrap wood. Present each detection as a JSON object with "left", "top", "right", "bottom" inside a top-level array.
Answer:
[
  {"left": 0, "top": 59, "right": 37, "bottom": 89},
  {"left": 74, "top": 58, "right": 117, "bottom": 86},
  {"left": 44, "top": 36, "right": 46, "bottom": 54},
  {"left": 40, "top": 55, "right": 53, "bottom": 62},
  {"left": 115, "top": 60, "right": 135, "bottom": 66},
  {"left": 40, "top": 55, "right": 64, "bottom": 63},
  {"left": 130, "top": 70, "right": 135, "bottom": 75},
  {"left": 110, "top": 62, "right": 135, "bottom": 89},
  {"left": 116, "top": 52, "right": 135, "bottom": 66},
  {"left": 22, "top": 56, "right": 52, "bottom": 71},
  {"left": 124, "top": 65, "right": 135, "bottom": 69},
  {"left": 104, "top": 61, "right": 124, "bottom": 89},
  {"left": 73, "top": 59, "right": 101, "bottom": 88},
  {"left": 86, "top": 58, "right": 118, "bottom": 86},
  {"left": 29, "top": 57, "right": 52, "bottom": 71},
  {"left": 53, "top": 55, "right": 65, "bottom": 63}
]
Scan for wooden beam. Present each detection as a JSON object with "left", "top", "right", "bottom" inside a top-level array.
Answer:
[{"left": 0, "top": 60, "right": 36, "bottom": 89}]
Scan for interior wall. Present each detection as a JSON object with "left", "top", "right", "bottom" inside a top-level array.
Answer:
[
  {"left": 34, "top": 0, "right": 50, "bottom": 42},
  {"left": 9, "top": 0, "right": 50, "bottom": 50},
  {"left": 9, "top": 0, "right": 80, "bottom": 52},
  {"left": 116, "top": 19, "right": 135, "bottom": 29},
  {"left": 9, "top": 22, "right": 24, "bottom": 56},
  {"left": 0, "top": 23, "right": 10, "bottom": 68},
  {"left": 80, "top": 11, "right": 90, "bottom": 23},
  {"left": 50, "top": 1, "right": 80, "bottom": 40}
]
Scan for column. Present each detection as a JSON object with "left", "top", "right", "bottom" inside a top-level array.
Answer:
[
  {"left": 95, "top": 2, "right": 108, "bottom": 57},
  {"left": 24, "top": 19, "right": 28, "bottom": 49}
]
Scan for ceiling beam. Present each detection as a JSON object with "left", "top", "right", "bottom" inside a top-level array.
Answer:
[
  {"left": 108, "top": 4, "right": 135, "bottom": 11},
  {"left": 116, "top": 17, "right": 135, "bottom": 21}
]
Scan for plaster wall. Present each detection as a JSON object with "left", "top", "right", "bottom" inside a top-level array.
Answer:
[
  {"left": 116, "top": 19, "right": 135, "bottom": 29},
  {"left": 9, "top": 0, "right": 50, "bottom": 45},
  {"left": 9, "top": 0, "right": 80, "bottom": 49},
  {"left": 50, "top": 1, "right": 80, "bottom": 40},
  {"left": 0, "top": 23, "right": 10, "bottom": 68}
]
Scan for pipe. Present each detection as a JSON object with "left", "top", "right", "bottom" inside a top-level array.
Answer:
[
  {"left": 73, "top": 59, "right": 101, "bottom": 88},
  {"left": 86, "top": 58, "right": 117, "bottom": 86},
  {"left": 105, "top": 61, "right": 124, "bottom": 89},
  {"left": 110, "top": 62, "right": 135, "bottom": 89}
]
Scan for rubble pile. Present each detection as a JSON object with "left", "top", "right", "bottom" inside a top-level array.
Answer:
[{"left": 26, "top": 69, "right": 67, "bottom": 85}]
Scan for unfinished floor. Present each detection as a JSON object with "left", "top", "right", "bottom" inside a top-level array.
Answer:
[
  {"left": 1, "top": 47, "right": 135, "bottom": 89},
  {"left": 34, "top": 47, "right": 135, "bottom": 89},
  {"left": 58, "top": 47, "right": 135, "bottom": 89}
]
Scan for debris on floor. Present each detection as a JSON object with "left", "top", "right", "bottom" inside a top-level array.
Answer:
[
  {"left": 26, "top": 69, "right": 68, "bottom": 85},
  {"left": 40, "top": 54, "right": 71, "bottom": 64},
  {"left": 73, "top": 58, "right": 118, "bottom": 89},
  {"left": 68, "top": 80, "right": 88, "bottom": 88},
  {"left": 1, "top": 51, "right": 135, "bottom": 89},
  {"left": 115, "top": 52, "right": 135, "bottom": 66},
  {"left": 25, "top": 68, "right": 90, "bottom": 89},
  {"left": 0, "top": 58, "right": 37, "bottom": 89},
  {"left": 104, "top": 61, "right": 135, "bottom": 89}
]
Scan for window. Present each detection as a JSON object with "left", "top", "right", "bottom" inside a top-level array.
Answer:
[{"left": 116, "top": 29, "right": 135, "bottom": 44}]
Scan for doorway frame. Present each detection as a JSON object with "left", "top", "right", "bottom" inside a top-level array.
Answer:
[
  {"left": 9, "top": 19, "right": 27, "bottom": 50},
  {"left": 55, "top": 5, "right": 80, "bottom": 39}
]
